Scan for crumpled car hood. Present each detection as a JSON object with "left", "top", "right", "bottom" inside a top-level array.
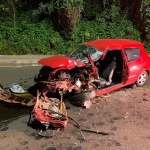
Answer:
[{"left": 38, "top": 55, "right": 86, "bottom": 69}]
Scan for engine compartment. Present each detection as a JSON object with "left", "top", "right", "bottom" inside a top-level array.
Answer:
[{"left": 35, "top": 64, "right": 98, "bottom": 94}]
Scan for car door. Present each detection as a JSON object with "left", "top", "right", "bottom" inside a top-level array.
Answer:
[
  {"left": 123, "top": 48, "right": 142, "bottom": 84},
  {"left": 119, "top": 49, "right": 129, "bottom": 84}
]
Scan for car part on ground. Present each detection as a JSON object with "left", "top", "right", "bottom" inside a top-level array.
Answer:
[
  {"left": 0, "top": 86, "right": 34, "bottom": 107},
  {"left": 10, "top": 83, "right": 26, "bottom": 94},
  {"left": 28, "top": 91, "right": 68, "bottom": 137}
]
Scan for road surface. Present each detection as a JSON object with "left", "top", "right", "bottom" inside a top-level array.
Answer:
[
  {"left": 0, "top": 66, "right": 41, "bottom": 121},
  {"left": 0, "top": 66, "right": 150, "bottom": 150}
]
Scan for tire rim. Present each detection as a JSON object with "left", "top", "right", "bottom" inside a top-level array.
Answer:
[{"left": 137, "top": 72, "right": 147, "bottom": 85}]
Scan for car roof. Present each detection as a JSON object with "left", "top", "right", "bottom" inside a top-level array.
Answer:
[{"left": 85, "top": 39, "right": 143, "bottom": 51}]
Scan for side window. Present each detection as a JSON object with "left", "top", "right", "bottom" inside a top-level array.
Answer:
[{"left": 124, "top": 48, "right": 140, "bottom": 62}]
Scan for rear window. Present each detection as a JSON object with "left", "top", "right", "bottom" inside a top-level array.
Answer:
[{"left": 124, "top": 48, "right": 140, "bottom": 62}]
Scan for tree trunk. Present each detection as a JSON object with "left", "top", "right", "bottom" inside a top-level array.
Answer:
[
  {"left": 120, "top": 0, "right": 148, "bottom": 40},
  {"left": 55, "top": 2, "right": 81, "bottom": 40}
]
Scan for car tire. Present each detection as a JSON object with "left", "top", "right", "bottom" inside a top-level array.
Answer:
[{"left": 136, "top": 71, "right": 148, "bottom": 87}]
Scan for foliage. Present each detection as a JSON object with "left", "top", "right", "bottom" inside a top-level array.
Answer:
[
  {"left": 55, "top": 0, "right": 83, "bottom": 39},
  {"left": 0, "top": 0, "right": 21, "bottom": 27},
  {"left": 0, "top": 18, "right": 65, "bottom": 54},
  {"left": 74, "top": 19, "right": 140, "bottom": 45},
  {"left": 0, "top": 0, "right": 147, "bottom": 55},
  {"left": 140, "top": 0, "right": 150, "bottom": 49},
  {"left": 32, "top": 1, "right": 54, "bottom": 20},
  {"left": 55, "top": 0, "right": 83, "bottom": 10},
  {"left": 82, "top": 0, "right": 101, "bottom": 20},
  {"left": 74, "top": 4, "right": 140, "bottom": 45}
]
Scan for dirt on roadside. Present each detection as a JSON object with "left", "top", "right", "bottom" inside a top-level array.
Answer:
[{"left": 0, "top": 84, "right": 150, "bottom": 150}]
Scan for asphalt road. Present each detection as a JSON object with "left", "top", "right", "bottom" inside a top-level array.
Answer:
[
  {"left": 0, "top": 66, "right": 41, "bottom": 121},
  {"left": 0, "top": 66, "right": 41, "bottom": 89},
  {"left": 1, "top": 67, "right": 150, "bottom": 149}
]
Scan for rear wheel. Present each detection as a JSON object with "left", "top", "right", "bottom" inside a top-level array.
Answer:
[{"left": 136, "top": 71, "right": 148, "bottom": 87}]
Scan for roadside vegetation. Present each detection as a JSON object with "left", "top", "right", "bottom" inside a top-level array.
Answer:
[{"left": 0, "top": 0, "right": 149, "bottom": 55}]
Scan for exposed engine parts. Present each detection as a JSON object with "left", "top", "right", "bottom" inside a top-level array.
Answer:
[{"left": 36, "top": 64, "right": 99, "bottom": 95}]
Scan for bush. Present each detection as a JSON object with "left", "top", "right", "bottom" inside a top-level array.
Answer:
[
  {"left": 0, "top": 18, "right": 65, "bottom": 54},
  {"left": 74, "top": 17, "right": 141, "bottom": 45},
  {"left": 0, "top": 12, "right": 142, "bottom": 55}
]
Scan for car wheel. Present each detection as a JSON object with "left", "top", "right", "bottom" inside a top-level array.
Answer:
[{"left": 136, "top": 71, "right": 148, "bottom": 87}]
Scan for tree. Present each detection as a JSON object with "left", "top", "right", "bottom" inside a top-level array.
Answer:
[
  {"left": 55, "top": 0, "right": 83, "bottom": 39},
  {"left": 140, "top": 0, "right": 150, "bottom": 47},
  {"left": 120, "top": 0, "right": 150, "bottom": 45},
  {"left": 0, "top": 0, "right": 21, "bottom": 27}
]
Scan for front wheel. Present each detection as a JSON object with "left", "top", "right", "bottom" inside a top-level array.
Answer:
[{"left": 136, "top": 71, "right": 148, "bottom": 87}]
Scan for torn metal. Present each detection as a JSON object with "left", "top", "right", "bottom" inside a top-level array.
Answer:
[{"left": 0, "top": 86, "right": 34, "bottom": 107}]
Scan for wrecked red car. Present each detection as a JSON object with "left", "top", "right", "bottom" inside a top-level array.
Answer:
[{"left": 34, "top": 39, "right": 150, "bottom": 106}]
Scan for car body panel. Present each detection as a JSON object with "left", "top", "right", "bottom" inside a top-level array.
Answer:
[
  {"left": 96, "top": 83, "right": 124, "bottom": 96},
  {"left": 123, "top": 45, "right": 150, "bottom": 85},
  {"left": 85, "top": 39, "right": 143, "bottom": 51},
  {"left": 38, "top": 55, "right": 86, "bottom": 69}
]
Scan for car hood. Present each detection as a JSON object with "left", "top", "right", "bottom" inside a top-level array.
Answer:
[{"left": 38, "top": 55, "right": 86, "bottom": 70}]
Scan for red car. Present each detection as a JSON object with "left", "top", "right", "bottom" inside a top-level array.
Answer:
[{"left": 35, "top": 39, "right": 150, "bottom": 106}]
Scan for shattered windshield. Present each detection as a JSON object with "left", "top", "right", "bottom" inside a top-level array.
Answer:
[{"left": 68, "top": 45, "right": 103, "bottom": 63}]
